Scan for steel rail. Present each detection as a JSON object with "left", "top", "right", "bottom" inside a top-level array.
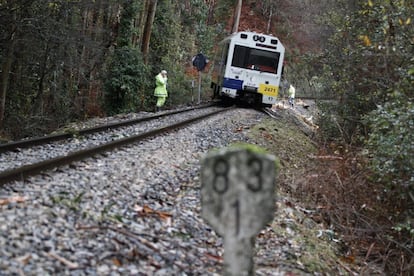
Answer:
[
  {"left": 0, "top": 103, "right": 216, "bottom": 153},
  {"left": 0, "top": 107, "right": 232, "bottom": 185},
  {"left": 260, "top": 107, "right": 282, "bottom": 119}
]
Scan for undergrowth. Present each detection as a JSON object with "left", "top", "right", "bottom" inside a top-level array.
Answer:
[
  {"left": 294, "top": 146, "right": 414, "bottom": 274},
  {"left": 251, "top": 106, "right": 414, "bottom": 274}
]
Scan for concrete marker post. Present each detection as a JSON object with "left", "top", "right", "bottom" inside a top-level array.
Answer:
[{"left": 201, "top": 147, "right": 277, "bottom": 275}]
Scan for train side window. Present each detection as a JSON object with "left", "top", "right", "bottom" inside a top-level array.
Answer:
[{"left": 222, "top": 43, "right": 230, "bottom": 66}]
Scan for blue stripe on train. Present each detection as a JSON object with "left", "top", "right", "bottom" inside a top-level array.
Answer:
[{"left": 222, "top": 78, "right": 243, "bottom": 90}]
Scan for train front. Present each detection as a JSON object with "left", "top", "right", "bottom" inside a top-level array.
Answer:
[{"left": 221, "top": 32, "right": 285, "bottom": 107}]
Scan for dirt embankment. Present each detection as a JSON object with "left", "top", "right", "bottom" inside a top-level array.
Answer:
[{"left": 247, "top": 100, "right": 378, "bottom": 274}]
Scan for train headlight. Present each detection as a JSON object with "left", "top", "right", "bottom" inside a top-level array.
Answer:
[
  {"left": 271, "top": 39, "right": 278, "bottom": 45},
  {"left": 253, "top": 35, "right": 266, "bottom": 43}
]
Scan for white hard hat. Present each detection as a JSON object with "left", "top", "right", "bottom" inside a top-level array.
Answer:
[{"left": 161, "top": 70, "right": 167, "bottom": 74}]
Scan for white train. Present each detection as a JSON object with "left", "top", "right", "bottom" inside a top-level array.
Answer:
[{"left": 211, "top": 31, "right": 285, "bottom": 107}]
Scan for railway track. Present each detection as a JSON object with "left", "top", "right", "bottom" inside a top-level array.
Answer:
[
  {"left": 0, "top": 103, "right": 216, "bottom": 152},
  {"left": 0, "top": 107, "right": 268, "bottom": 275},
  {"left": 0, "top": 104, "right": 233, "bottom": 185}
]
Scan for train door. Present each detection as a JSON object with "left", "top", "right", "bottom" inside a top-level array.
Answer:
[{"left": 211, "top": 40, "right": 230, "bottom": 98}]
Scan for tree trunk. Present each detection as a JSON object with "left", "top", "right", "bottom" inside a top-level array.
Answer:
[
  {"left": 91, "top": 0, "right": 102, "bottom": 42},
  {"left": 141, "top": 0, "right": 158, "bottom": 64},
  {"left": 0, "top": 29, "right": 16, "bottom": 128},
  {"left": 207, "top": 0, "right": 216, "bottom": 25},
  {"left": 31, "top": 42, "right": 50, "bottom": 116},
  {"left": 132, "top": 1, "right": 146, "bottom": 48},
  {"left": 232, "top": 0, "right": 242, "bottom": 33},
  {"left": 266, "top": 6, "right": 273, "bottom": 33}
]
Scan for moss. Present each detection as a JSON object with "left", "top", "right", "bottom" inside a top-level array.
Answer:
[
  {"left": 247, "top": 117, "right": 317, "bottom": 178},
  {"left": 270, "top": 216, "right": 346, "bottom": 274},
  {"left": 227, "top": 142, "right": 269, "bottom": 155},
  {"left": 214, "top": 142, "right": 281, "bottom": 173}
]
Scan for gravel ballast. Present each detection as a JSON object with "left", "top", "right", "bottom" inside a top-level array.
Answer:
[{"left": 1, "top": 108, "right": 287, "bottom": 275}]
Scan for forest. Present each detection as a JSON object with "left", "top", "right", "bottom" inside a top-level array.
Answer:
[{"left": 0, "top": 0, "right": 413, "bottom": 273}]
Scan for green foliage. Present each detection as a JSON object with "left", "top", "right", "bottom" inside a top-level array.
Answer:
[
  {"left": 150, "top": 1, "right": 181, "bottom": 67},
  {"left": 179, "top": 0, "right": 216, "bottom": 54},
  {"left": 315, "top": 2, "right": 414, "bottom": 270},
  {"left": 147, "top": 1, "right": 217, "bottom": 107},
  {"left": 315, "top": 101, "right": 344, "bottom": 144},
  {"left": 284, "top": 55, "right": 331, "bottom": 99},
  {"left": 103, "top": 1, "right": 154, "bottom": 114},
  {"left": 364, "top": 97, "right": 414, "bottom": 201},
  {"left": 212, "top": 0, "right": 234, "bottom": 32},
  {"left": 0, "top": 0, "right": 223, "bottom": 138},
  {"left": 51, "top": 191, "right": 85, "bottom": 212},
  {"left": 0, "top": 0, "right": 85, "bottom": 137},
  {"left": 165, "top": 70, "right": 193, "bottom": 106},
  {"left": 118, "top": 0, "right": 142, "bottom": 47},
  {"left": 150, "top": 1, "right": 187, "bottom": 105},
  {"left": 321, "top": 0, "right": 414, "bottom": 194},
  {"left": 392, "top": 221, "right": 414, "bottom": 237},
  {"left": 318, "top": 0, "right": 414, "bottom": 143},
  {"left": 104, "top": 47, "right": 151, "bottom": 114}
]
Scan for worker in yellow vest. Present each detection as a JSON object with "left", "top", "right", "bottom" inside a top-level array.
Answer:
[
  {"left": 288, "top": 84, "right": 295, "bottom": 108},
  {"left": 154, "top": 70, "right": 168, "bottom": 112}
]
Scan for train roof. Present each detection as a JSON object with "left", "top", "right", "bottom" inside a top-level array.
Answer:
[
  {"left": 223, "top": 31, "right": 280, "bottom": 39},
  {"left": 220, "top": 31, "right": 284, "bottom": 50}
]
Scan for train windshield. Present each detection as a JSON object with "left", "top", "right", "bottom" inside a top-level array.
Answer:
[{"left": 231, "top": 45, "right": 280, "bottom": 74}]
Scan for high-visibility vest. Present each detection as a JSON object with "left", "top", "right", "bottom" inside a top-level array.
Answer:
[
  {"left": 154, "top": 73, "right": 168, "bottom": 97},
  {"left": 288, "top": 85, "right": 295, "bottom": 98}
]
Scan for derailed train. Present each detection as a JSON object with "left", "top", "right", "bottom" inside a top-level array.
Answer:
[{"left": 211, "top": 31, "right": 285, "bottom": 107}]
